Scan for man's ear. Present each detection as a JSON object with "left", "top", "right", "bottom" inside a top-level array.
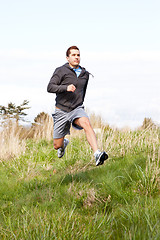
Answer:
[{"left": 66, "top": 56, "right": 69, "bottom": 62}]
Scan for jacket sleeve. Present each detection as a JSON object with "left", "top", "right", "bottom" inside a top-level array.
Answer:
[{"left": 47, "top": 67, "right": 68, "bottom": 93}]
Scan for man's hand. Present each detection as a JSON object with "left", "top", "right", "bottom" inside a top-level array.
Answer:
[{"left": 67, "top": 84, "right": 76, "bottom": 92}]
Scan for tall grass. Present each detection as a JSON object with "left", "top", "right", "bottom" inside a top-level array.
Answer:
[
  {"left": 0, "top": 120, "right": 26, "bottom": 161},
  {"left": 31, "top": 112, "right": 53, "bottom": 141},
  {"left": 0, "top": 114, "right": 160, "bottom": 239},
  {"left": 0, "top": 114, "right": 53, "bottom": 161}
]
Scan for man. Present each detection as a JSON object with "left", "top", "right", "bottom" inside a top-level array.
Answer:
[{"left": 47, "top": 46, "right": 108, "bottom": 166}]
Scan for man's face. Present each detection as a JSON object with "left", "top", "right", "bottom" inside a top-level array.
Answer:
[{"left": 66, "top": 49, "right": 80, "bottom": 68}]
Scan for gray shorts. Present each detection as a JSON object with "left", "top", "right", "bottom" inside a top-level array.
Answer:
[{"left": 52, "top": 105, "right": 89, "bottom": 139}]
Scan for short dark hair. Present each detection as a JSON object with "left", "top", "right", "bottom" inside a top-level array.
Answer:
[{"left": 66, "top": 46, "right": 79, "bottom": 57}]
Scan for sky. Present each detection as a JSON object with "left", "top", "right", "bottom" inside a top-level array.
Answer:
[{"left": 0, "top": 0, "right": 160, "bottom": 129}]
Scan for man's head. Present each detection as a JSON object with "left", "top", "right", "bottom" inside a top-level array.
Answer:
[{"left": 66, "top": 46, "right": 80, "bottom": 68}]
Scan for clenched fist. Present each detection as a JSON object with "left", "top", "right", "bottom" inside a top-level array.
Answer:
[{"left": 67, "top": 84, "right": 76, "bottom": 92}]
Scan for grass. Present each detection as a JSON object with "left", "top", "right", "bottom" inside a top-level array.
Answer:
[{"left": 0, "top": 119, "right": 160, "bottom": 239}]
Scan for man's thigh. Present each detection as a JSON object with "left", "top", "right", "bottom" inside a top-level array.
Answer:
[
  {"left": 73, "top": 117, "right": 90, "bottom": 129},
  {"left": 52, "top": 109, "right": 71, "bottom": 139},
  {"left": 70, "top": 106, "right": 89, "bottom": 130}
]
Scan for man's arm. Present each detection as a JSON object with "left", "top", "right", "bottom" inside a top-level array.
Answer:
[
  {"left": 47, "top": 68, "right": 76, "bottom": 93},
  {"left": 47, "top": 68, "right": 68, "bottom": 93}
]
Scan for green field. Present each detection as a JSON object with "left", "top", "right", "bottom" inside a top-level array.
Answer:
[{"left": 0, "top": 120, "right": 160, "bottom": 239}]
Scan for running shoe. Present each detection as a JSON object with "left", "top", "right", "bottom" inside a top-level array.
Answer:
[{"left": 95, "top": 151, "right": 108, "bottom": 166}]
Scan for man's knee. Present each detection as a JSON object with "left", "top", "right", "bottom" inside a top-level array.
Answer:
[
  {"left": 80, "top": 118, "right": 92, "bottom": 130},
  {"left": 53, "top": 143, "right": 59, "bottom": 150},
  {"left": 53, "top": 139, "right": 64, "bottom": 150}
]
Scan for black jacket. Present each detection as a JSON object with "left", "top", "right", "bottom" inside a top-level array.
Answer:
[{"left": 47, "top": 63, "right": 89, "bottom": 112}]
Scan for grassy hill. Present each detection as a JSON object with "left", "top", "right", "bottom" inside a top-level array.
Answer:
[{"left": 0, "top": 118, "right": 160, "bottom": 239}]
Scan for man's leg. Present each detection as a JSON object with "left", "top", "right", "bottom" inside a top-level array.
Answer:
[
  {"left": 73, "top": 117, "right": 98, "bottom": 152},
  {"left": 74, "top": 117, "right": 108, "bottom": 166},
  {"left": 54, "top": 137, "right": 69, "bottom": 158},
  {"left": 52, "top": 108, "right": 70, "bottom": 158}
]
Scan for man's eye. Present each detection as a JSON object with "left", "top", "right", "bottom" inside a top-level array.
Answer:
[{"left": 71, "top": 54, "right": 80, "bottom": 57}]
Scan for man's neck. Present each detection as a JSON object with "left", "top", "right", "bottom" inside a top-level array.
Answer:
[{"left": 69, "top": 63, "right": 79, "bottom": 69}]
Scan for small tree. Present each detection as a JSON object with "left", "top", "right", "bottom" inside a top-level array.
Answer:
[{"left": 0, "top": 100, "right": 30, "bottom": 125}]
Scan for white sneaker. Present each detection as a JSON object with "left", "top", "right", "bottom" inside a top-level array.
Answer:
[
  {"left": 95, "top": 151, "right": 108, "bottom": 166},
  {"left": 57, "top": 138, "right": 69, "bottom": 158}
]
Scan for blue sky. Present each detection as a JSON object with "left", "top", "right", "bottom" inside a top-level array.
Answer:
[{"left": 0, "top": 0, "right": 160, "bottom": 128}]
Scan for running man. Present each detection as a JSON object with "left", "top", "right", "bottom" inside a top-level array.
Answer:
[{"left": 47, "top": 46, "right": 108, "bottom": 166}]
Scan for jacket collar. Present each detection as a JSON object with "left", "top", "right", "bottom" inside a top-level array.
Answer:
[{"left": 64, "top": 62, "right": 85, "bottom": 72}]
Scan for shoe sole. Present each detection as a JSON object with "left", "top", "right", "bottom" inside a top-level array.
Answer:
[{"left": 96, "top": 152, "right": 108, "bottom": 166}]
